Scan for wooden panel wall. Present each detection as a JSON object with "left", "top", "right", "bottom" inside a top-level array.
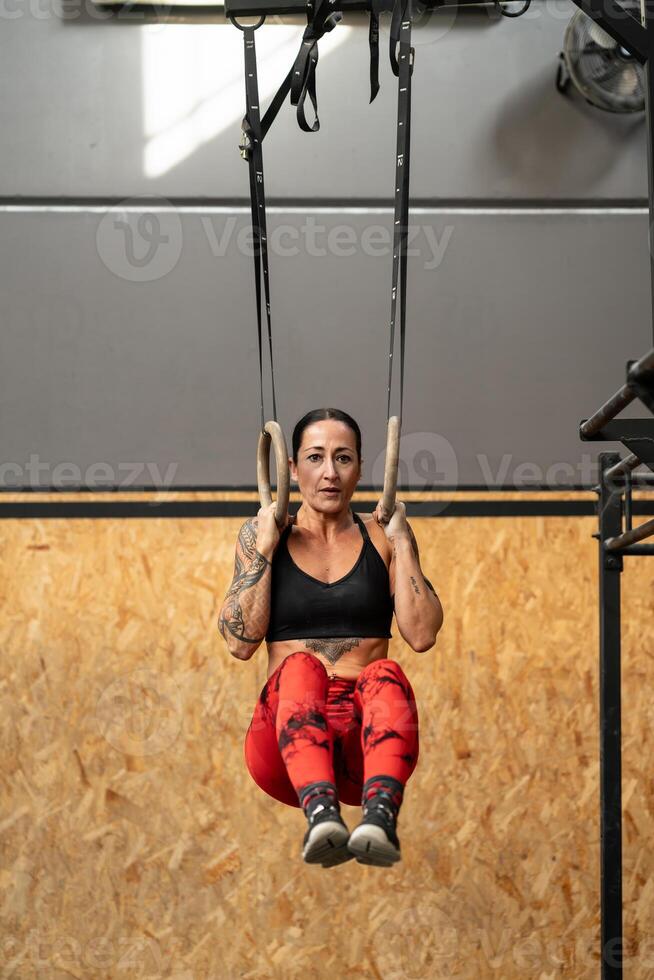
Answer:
[{"left": 1, "top": 490, "right": 653, "bottom": 979}]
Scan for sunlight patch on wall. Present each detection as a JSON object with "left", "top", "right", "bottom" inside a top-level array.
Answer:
[{"left": 142, "top": 24, "right": 352, "bottom": 178}]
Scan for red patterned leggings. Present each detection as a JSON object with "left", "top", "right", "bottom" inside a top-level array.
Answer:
[{"left": 244, "top": 651, "right": 419, "bottom": 808}]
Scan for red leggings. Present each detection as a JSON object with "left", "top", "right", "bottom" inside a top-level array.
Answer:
[{"left": 244, "top": 651, "right": 419, "bottom": 808}]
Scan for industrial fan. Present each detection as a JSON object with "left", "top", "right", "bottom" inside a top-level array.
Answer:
[{"left": 556, "top": 1, "right": 645, "bottom": 113}]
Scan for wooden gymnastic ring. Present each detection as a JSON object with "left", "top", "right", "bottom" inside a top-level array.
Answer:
[
  {"left": 379, "top": 415, "right": 400, "bottom": 524},
  {"left": 256, "top": 420, "right": 290, "bottom": 526}
]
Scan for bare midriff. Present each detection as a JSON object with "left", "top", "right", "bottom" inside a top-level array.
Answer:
[
  {"left": 266, "top": 637, "right": 390, "bottom": 682},
  {"left": 264, "top": 512, "right": 393, "bottom": 682}
]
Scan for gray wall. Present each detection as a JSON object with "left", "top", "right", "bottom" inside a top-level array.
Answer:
[{"left": 0, "top": 1, "right": 650, "bottom": 489}]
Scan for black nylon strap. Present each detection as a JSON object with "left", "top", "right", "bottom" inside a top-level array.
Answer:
[
  {"left": 232, "top": 0, "right": 414, "bottom": 433},
  {"left": 233, "top": 7, "right": 346, "bottom": 428},
  {"left": 237, "top": 21, "right": 277, "bottom": 429},
  {"left": 290, "top": 1, "right": 343, "bottom": 132},
  {"left": 386, "top": 0, "right": 414, "bottom": 425},
  {"left": 259, "top": 2, "right": 343, "bottom": 138},
  {"left": 369, "top": 0, "right": 382, "bottom": 103}
]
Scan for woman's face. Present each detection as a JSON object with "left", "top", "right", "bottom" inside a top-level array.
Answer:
[{"left": 291, "top": 420, "right": 362, "bottom": 512}]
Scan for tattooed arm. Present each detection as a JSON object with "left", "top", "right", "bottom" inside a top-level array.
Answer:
[
  {"left": 218, "top": 517, "right": 272, "bottom": 661},
  {"left": 388, "top": 519, "right": 444, "bottom": 653}
]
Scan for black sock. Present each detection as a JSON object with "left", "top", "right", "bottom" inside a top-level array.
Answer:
[
  {"left": 361, "top": 775, "right": 404, "bottom": 818},
  {"left": 298, "top": 780, "right": 339, "bottom": 817}
]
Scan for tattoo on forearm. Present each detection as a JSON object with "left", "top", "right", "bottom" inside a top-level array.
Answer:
[
  {"left": 224, "top": 551, "right": 269, "bottom": 600},
  {"left": 399, "top": 524, "right": 436, "bottom": 596},
  {"left": 304, "top": 637, "right": 362, "bottom": 664},
  {"left": 219, "top": 608, "right": 265, "bottom": 645},
  {"left": 238, "top": 519, "right": 258, "bottom": 562},
  {"left": 219, "top": 518, "right": 272, "bottom": 648}
]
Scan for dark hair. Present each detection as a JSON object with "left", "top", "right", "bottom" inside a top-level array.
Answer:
[{"left": 292, "top": 408, "right": 362, "bottom": 464}]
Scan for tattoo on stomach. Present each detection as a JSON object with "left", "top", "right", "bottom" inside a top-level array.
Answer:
[{"left": 303, "top": 637, "right": 362, "bottom": 664}]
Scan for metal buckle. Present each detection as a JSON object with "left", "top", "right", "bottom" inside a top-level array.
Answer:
[{"left": 239, "top": 128, "right": 252, "bottom": 162}]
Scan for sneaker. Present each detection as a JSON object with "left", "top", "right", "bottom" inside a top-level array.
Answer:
[
  {"left": 301, "top": 790, "right": 354, "bottom": 868},
  {"left": 347, "top": 787, "right": 402, "bottom": 867}
]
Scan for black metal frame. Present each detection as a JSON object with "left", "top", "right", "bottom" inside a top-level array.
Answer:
[
  {"left": 225, "top": 0, "right": 511, "bottom": 14},
  {"left": 580, "top": 347, "right": 654, "bottom": 979},
  {"left": 224, "top": 0, "right": 651, "bottom": 41},
  {"left": 225, "top": 0, "right": 648, "bottom": 45}
]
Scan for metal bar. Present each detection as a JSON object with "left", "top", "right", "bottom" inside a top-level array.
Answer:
[
  {"left": 581, "top": 419, "right": 654, "bottom": 440},
  {"left": 605, "top": 516, "right": 654, "bottom": 550},
  {"left": 628, "top": 347, "right": 654, "bottom": 414},
  {"left": 570, "top": 0, "right": 648, "bottom": 61},
  {"left": 226, "top": 0, "right": 363, "bottom": 13},
  {"left": 579, "top": 386, "right": 637, "bottom": 439},
  {"left": 601, "top": 471, "right": 654, "bottom": 487},
  {"left": 578, "top": 421, "right": 654, "bottom": 478},
  {"left": 603, "top": 476, "right": 654, "bottom": 489},
  {"left": 617, "top": 544, "right": 654, "bottom": 554},
  {"left": 624, "top": 471, "right": 632, "bottom": 532},
  {"left": 628, "top": 348, "right": 654, "bottom": 378},
  {"left": 224, "top": 0, "right": 491, "bottom": 14},
  {"left": 225, "top": 0, "right": 519, "bottom": 15},
  {"left": 223, "top": 0, "right": 654, "bottom": 39},
  {"left": 598, "top": 453, "right": 624, "bottom": 980},
  {"left": 604, "top": 453, "right": 642, "bottom": 482}
]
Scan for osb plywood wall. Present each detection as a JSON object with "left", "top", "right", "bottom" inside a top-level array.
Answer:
[{"left": 1, "top": 490, "right": 653, "bottom": 979}]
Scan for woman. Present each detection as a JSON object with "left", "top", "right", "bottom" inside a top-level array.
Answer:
[{"left": 218, "top": 408, "right": 443, "bottom": 868}]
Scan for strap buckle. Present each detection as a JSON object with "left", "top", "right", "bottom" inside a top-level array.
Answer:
[{"left": 239, "top": 127, "right": 252, "bottom": 162}]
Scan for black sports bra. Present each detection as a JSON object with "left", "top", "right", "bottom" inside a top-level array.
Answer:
[{"left": 265, "top": 511, "right": 394, "bottom": 642}]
